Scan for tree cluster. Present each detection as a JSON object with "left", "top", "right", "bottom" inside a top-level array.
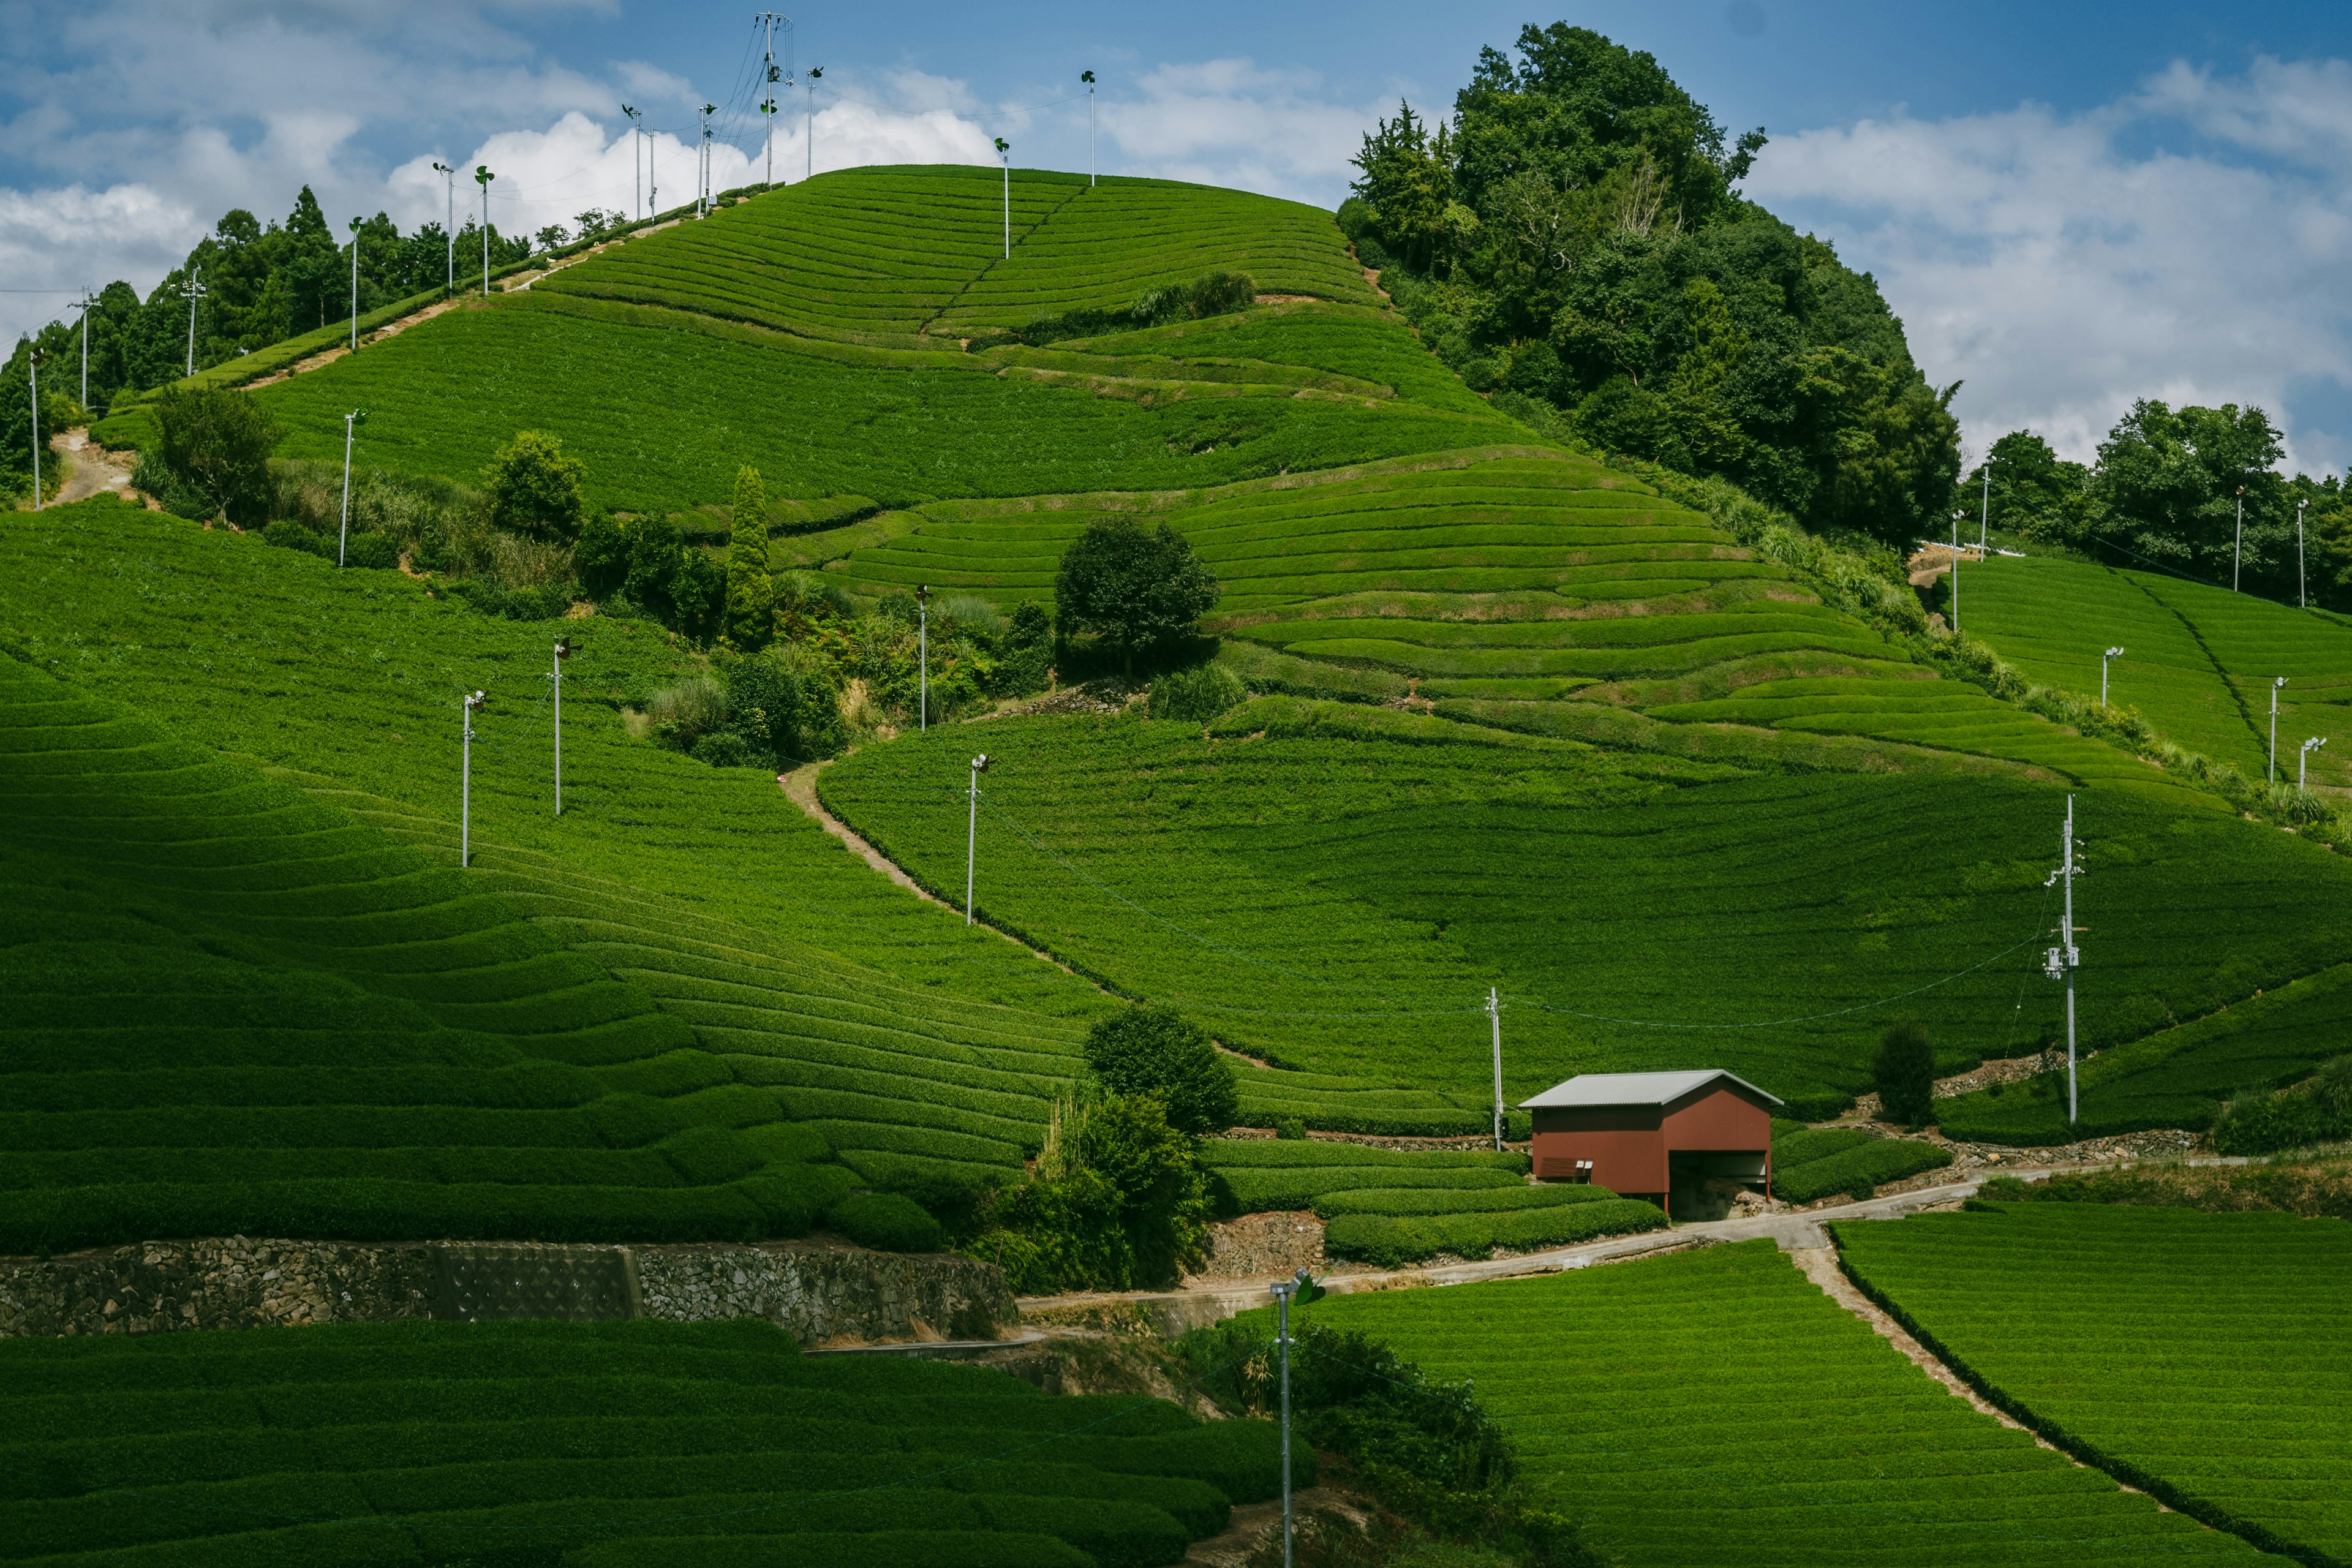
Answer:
[
  {"left": 1968, "top": 404, "right": 2352, "bottom": 608},
  {"left": 1343, "top": 24, "right": 1961, "bottom": 546},
  {"left": 4, "top": 185, "right": 537, "bottom": 424}
]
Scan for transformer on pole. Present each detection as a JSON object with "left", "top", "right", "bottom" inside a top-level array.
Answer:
[
  {"left": 966, "top": 753, "right": 991, "bottom": 924},
  {"left": 462, "top": 691, "right": 488, "bottom": 867},
  {"left": 2041, "top": 797, "right": 2084, "bottom": 1125}
]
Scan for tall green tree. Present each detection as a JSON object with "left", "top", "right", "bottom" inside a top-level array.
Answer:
[
  {"left": 1054, "top": 519, "right": 1220, "bottom": 674},
  {"left": 1344, "top": 24, "right": 1959, "bottom": 546},
  {"left": 724, "top": 464, "right": 774, "bottom": 650},
  {"left": 481, "top": 430, "right": 586, "bottom": 541},
  {"left": 2092, "top": 401, "right": 2291, "bottom": 590},
  {"left": 153, "top": 386, "right": 278, "bottom": 526}
]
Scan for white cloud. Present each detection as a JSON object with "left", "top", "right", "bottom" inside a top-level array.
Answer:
[
  {"left": 1748, "top": 56, "right": 2352, "bottom": 475},
  {"left": 1101, "top": 59, "right": 1377, "bottom": 204}
]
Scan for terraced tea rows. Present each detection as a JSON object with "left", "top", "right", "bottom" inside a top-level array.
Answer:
[
  {"left": 1836, "top": 1203, "right": 2352, "bottom": 1563},
  {"left": 537, "top": 167, "right": 1374, "bottom": 344},
  {"left": 0, "top": 1317, "right": 1291, "bottom": 1567},
  {"left": 1967, "top": 554, "right": 2352, "bottom": 790},
  {"left": 0, "top": 655, "right": 856, "bottom": 1253},
  {"left": 1195, "top": 1139, "right": 1662, "bottom": 1262},
  {"left": 1767, "top": 1123, "right": 1954, "bottom": 1203},
  {"left": 826, "top": 452, "right": 2215, "bottom": 799},
  {"left": 821, "top": 709, "right": 2352, "bottom": 1118},
  {"left": 1279, "top": 1240, "right": 2248, "bottom": 1566}
]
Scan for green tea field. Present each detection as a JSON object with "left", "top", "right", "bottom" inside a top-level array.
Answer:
[
  {"left": 1273, "top": 1240, "right": 2251, "bottom": 1566},
  {"left": 0, "top": 1316, "right": 1289, "bottom": 1567},
  {"left": 819, "top": 706, "right": 2352, "bottom": 1118},
  {"left": 1836, "top": 1202, "right": 2352, "bottom": 1563},
  {"left": 1966, "top": 553, "right": 2352, "bottom": 790}
]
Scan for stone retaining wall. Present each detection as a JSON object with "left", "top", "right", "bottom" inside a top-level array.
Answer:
[{"left": 0, "top": 1237, "right": 1016, "bottom": 1347}]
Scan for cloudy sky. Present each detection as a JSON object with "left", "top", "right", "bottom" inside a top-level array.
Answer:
[{"left": 4, "top": 1, "right": 2349, "bottom": 471}]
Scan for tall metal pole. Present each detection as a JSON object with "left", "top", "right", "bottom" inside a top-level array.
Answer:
[
  {"left": 28, "top": 353, "right": 40, "bottom": 511},
  {"left": 2272, "top": 677, "right": 2286, "bottom": 783},
  {"left": 1978, "top": 454, "right": 1996, "bottom": 551},
  {"left": 807, "top": 67, "right": 821, "bottom": 180},
  {"left": 477, "top": 167, "right": 495, "bottom": 294},
  {"left": 965, "top": 753, "right": 990, "bottom": 924},
  {"left": 2062, "top": 797, "right": 2076, "bottom": 1126},
  {"left": 1083, "top": 71, "right": 1096, "bottom": 185},
  {"left": 2299, "top": 500, "right": 2309, "bottom": 609},
  {"left": 1272, "top": 1278, "right": 1295, "bottom": 1568},
  {"left": 918, "top": 584, "right": 929, "bottom": 732},
  {"left": 2234, "top": 486, "right": 2245, "bottom": 593},
  {"left": 1488, "top": 987, "right": 1504, "bottom": 1152},
  {"left": 338, "top": 410, "right": 356, "bottom": 566},
  {"left": 1950, "top": 509, "right": 1963, "bottom": 636},
  {"left": 346, "top": 216, "right": 360, "bottom": 350},
  {"left": 462, "top": 692, "right": 485, "bottom": 867},
  {"left": 2101, "top": 646, "right": 2121, "bottom": 709},
  {"left": 996, "top": 139, "right": 1011, "bottom": 257},
  {"left": 184, "top": 266, "right": 205, "bottom": 378},
  {"left": 552, "top": 639, "right": 571, "bottom": 814},
  {"left": 76, "top": 289, "right": 93, "bottom": 408}
]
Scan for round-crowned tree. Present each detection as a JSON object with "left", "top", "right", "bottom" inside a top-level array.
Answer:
[
  {"left": 1082, "top": 1005, "right": 1240, "bottom": 1136},
  {"left": 482, "top": 429, "right": 587, "bottom": 541},
  {"left": 1054, "top": 519, "right": 1219, "bottom": 674}
]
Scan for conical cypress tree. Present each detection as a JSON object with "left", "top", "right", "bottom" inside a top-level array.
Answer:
[{"left": 724, "top": 464, "right": 774, "bottom": 650}]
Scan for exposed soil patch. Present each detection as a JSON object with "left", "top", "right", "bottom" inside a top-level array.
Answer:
[{"left": 47, "top": 428, "right": 141, "bottom": 506}]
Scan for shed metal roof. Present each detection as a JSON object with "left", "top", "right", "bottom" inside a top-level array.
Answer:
[{"left": 1518, "top": 1069, "right": 1783, "bottom": 1110}]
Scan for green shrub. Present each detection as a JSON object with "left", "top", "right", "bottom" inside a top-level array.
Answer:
[
  {"left": 690, "top": 729, "right": 760, "bottom": 767},
  {"left": 1188, "top": 270, "right": 1259, "bottom": 318},
  {"left": 2211, "top": 1060, "right": 2352, "bottom": 1155},
  {"left": 1771, "top": 1137, "right": 1953, "bottom": 1204},
  {"left": 826, "top": 1191, "right": 946, "bottom": 1253},
  {"left": 1874, "top": 1020, "right": 1936, "bottom": 1127},
  {"left": 644, "top": 675, "right": 729, "bottom": 750},
  {"left": 343, "top": 532, "right": 400, "bottom": 569},
  {"left": 726, "top": 643, "right": 848, "bottom": 766},
  {"left": 1150, "top": 662, "right": 1248, "bottom": 724},
  {"left": 1321, "top": 1198, "right": 1665, "bottom": 1265},
  {"left": 483, "top": 429, "right": 587, "bottom": 541},
  {"left": 963, "top": 1093, "right": 1216, "bottom": 1292},
  {"left": 1275, "top": 1116, "right": 1306, "bottom": 1140},
  {"left": 1055, "top": 519, "right": 1219, "bottom": 674},
  {"left": 154, "top": 385, "right": 279, "bottom": 526},
  {"left": 262, "top": 519, "right": 330, "bottom": 557},
  {"left": 1083, "top": 1005, "right": 1240, "bottom": 1136}
]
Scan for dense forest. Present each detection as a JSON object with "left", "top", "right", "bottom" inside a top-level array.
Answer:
[
  {"left": 1341, "top": 23, "right": 1962, "bottom": 548},
  {"left": 0, "top": 187, "right": 588, "bottom": 495}
]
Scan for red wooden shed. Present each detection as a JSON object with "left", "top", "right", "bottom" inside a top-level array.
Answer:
[{"left": 1520, "top": 1069, "right": 1781, "bottom": 1218}]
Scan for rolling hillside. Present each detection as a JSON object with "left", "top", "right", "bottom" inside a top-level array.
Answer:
[
  {"left": 0, "top": 653, "right": 854, "bottom": 1254},
  {"left": 1966, "top": 552, "right": 2352, "bottom": 790},
  {"left": 1266, "top": 1242, "right": 2248, "bottom": 1567}
]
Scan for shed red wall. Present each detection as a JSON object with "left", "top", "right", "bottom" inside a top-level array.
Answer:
[{"left": 1529, "top": 1084, "right": 1773, "bottom": 1196}]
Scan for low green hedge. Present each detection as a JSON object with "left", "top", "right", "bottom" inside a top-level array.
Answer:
[
  {"left": 1773, "top": 1138, "right": 1953, "bottom": 1204},
  {"left": 1215, "top": 1165, "right": 1527, "bottom": 1215},
  {"left": 825, "top": 1192, "right": 944, "bottom": 1253},
  {"left": 1199, "top": 1140, "right": 1527, "bottom": 1172},
  {"left": 1322, "top": 1198, "right": 1665, "bottom": 1265},
  {"left": 1311, "top": 1183, "right": 1618, "bottom": 1219}
]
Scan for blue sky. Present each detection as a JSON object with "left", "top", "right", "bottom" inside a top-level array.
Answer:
[{"left": 6, "top": 1, "right": 2350, "bottom": 469}]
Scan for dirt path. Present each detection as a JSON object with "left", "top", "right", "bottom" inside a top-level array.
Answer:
[{"left": 47, "top": 428, "right": 142, "bottom": 506}]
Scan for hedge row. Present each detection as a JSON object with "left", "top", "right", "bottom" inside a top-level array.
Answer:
[
  {"left": 1322, "top": 1197, "right": 1666, "bottom": 1265},
  {"left": 1311, "top": 1182, "right": 1621, "bottom": 1219},
  {"left": 1774, "top": 1138, "right": 1954, "bottom": 1204}
]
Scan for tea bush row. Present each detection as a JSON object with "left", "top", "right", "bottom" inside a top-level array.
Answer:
[{"left": 1834, "top": 1203, "right": 2351, "bottom": 1562}]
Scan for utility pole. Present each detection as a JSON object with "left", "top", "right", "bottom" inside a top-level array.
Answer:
[
  {"left": 2234, "top": 486, "right": 2246, "bottom": 593},
  {"left": 2101, "top": 646, "right": 2122, "bottom": 709},
  {"left": 74, "top": 288, "right": 96, "bottom": 408},
  {"left": 1978, "top": 453, "right": 1997, "bottom": 551},
  {"left": 2043, "top": 798, "right": 2083, "bottom": 1125},
  {"left": 337, "top": 409, "right": 366, "bottom": 565},
  {"left": 2271, "top": 677, "right": 2287, "bottom": 783},
  {"left": 918, "top": 584, "right": 929, "bottom": 731},
  {"left": 1082, "top": 71, "right": 1096, "bottom": 185},
  {"left": 27, "top": 351, "right": 40, "bottom": 511},
  {"left": 2298, "top": 499, "right": 2309, "bottom": 609},
  {"left": 620, "top": 108, "right": 642, "bottom": 220},
  {"left": 2301, "top": 736, "right": 2327, "bottom": 791},
  {"left": 1487, "top": 986, "right": 1504, "bottom": 1152},
  {"left": 475, "top": 167, "right": 496, "bottom": 294},
  {"left": 434, "top": 162, "right": 457, "bottom": 289},
  {"left": 1266, "top": 1268, "right": 1320, "bottom": 1568},
  {"left": 1949, "top": 508, "right": 1965, "bottom": 636},
  {"left": 756, "top": 12, "right": 785, "bottom": 186},
  {"left": 183, "top": 266, "right": 206, "bottom": 378},
  {"left": 805, "top": 67, "right": 821, "bottom": 180},
  {"left": 347, "top": 216, "right": 362, "bottom": 351},
  {"left": 551, "top": 638, "right": 573, "bottom": 813},
  {"left": 995, "top": 138, "right": 1011, "bottom": 257},
  {"left": 699, "top": 105, "right": 716, "bottom": 216},
  {"left": 966, "top": 753, "right": 991, "bottom": 923},
  {"left": 462, "top": 691, "right": 488, "bottom": 867}
]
